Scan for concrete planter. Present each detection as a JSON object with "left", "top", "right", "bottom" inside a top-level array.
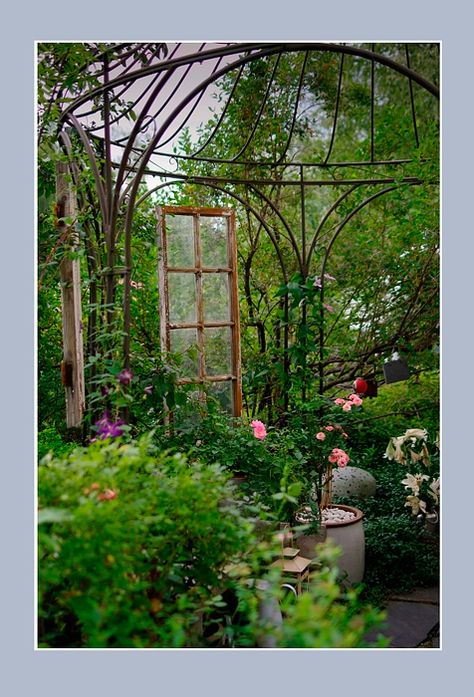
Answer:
[
  {"left": 323, "top": 504, "right": 365, "bottom": 585},
  {"left": 294, "top": 525, "right": 327, "bottom": 559}
]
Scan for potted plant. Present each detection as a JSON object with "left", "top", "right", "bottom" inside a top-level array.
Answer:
[
  {"left": 385, "top": 428, "right": 440, "bottom": 533},
  {"left": 288, "top": 393, "right": 367, "bottom": 583}
]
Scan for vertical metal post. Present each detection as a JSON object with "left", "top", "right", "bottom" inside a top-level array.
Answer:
[{"left": 300, "top": 165, "right": 308, "bottom": 403}]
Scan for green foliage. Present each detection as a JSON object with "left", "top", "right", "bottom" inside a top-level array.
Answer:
[
  {"left": 38, "top": 435, "right": 385, "bottom": 648},
  {"left": 333, "top": 458, "right": 439, "bottom": 602},
  {"left": 38, "top": 427, "right": 78, "bottom": 461},
  {"left": 38, "top": 436, "right": 262, "bottom": 647},
  {"left": 363, "top": 515, "right": 439, "bottom": 602},
  {"left": 347, "top": 372, "right": 440, "bottom": 466},
  {"left": 276, "top": 544, "right": 388, "bottom": 648},
  {"left": 155, "top": 405, "right": 309, "bottom": 520}
]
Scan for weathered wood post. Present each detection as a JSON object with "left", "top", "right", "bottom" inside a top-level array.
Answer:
[{"left": 55, "top": 161, "right": 85, "bottom": 428}]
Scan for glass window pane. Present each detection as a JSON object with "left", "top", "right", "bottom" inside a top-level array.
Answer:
[
  {"left": 204, "top": 327, "right": 232, "bottom": 376},
  {"left": 173, "top": 390, "right": 205, "bottom": 431},
  {"left": 166, "top": 214, "right": 195, "bottom": 268},
  {"left": 202, "top": 274, "right": 230, "bottom": 321},
  {"left": 169, "top": 328, "right": 199, "bottom": 377},
  {"left": 200, "top": 216, "right": 228, "bottom": 267},
  {"left": 206, "top": 381, "right": 233, "bottom": 414},
  {"left": 168, "top": 273, "right": 196, "bottom": 323}
]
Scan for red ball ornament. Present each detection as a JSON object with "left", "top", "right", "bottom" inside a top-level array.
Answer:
[{"left": 353, "top": 377, "right": 368, "bottom": 394}]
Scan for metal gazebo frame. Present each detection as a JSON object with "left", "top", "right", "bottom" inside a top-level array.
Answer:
[{"left": 38, "top": 41, "right": 440, "bottom": 426}]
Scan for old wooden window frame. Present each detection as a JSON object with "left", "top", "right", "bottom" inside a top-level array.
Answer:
[{"left": 157, "top": 205, "right": 242, "bottom": 417}]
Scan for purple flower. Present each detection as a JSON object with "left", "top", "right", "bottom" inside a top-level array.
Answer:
[
  {"left": 118, "top": 369, "right": 133, "bottom": 385},
  {"left": 94, "top": 411, "right": 125, "bottom": 440},
  {"left": 144, "top": 385, "right": 153, "bottom": 395},
  {"left": 100, "top": 385, "right": 110, "bottom": 397}
]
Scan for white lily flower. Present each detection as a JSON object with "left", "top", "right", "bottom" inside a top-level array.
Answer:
[
  {"left": 409, "top": 449, "right": 424, "bottom": 463},
  {"left": 401, "top": 472, "right": 429, "bottom": 495},
  {"left": 405, "top": 495, "right": 427, "bottom": 515},
  {"left": 385, "top": 436, "right": 406, "bottom": 463},
  {"left": 404, "top": 428, "right": 428, "bottom": 440},
  {"left": 428, "top": 478, "right": 440, "bottom": 505},
  {"left": 421, "top": 443, "right": 431, "bottom": 467}
]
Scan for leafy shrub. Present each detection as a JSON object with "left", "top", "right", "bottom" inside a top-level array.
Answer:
[
  {"left": 38, "top": 434, "right": 386, "bottom": 648},
  {"left": 363, "top": 515, "right": 439, "bottom": 601},
  {"left": 157, "top": 406, "right": 310, "bottom": 515},
  {"left": 38, "top": 426, "right": 78, "bottom": 461},
  {"left": 333, "top": 459, "right": 439, "bottom": 602},
  {"left": 276, "top": 544, "right": 388, "bottom": 648},
  {"left": 346, "top": 372, "right": 439, "bottom": 471},
  {"left": 39, "top": 436, "right": 261, "bottom": 647}
]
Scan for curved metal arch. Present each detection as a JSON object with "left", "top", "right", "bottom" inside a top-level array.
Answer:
[
  {"left": 323, "top": 52, "right": 345, "bottom": 165},
  {"left": 104, "top": 44, "right": 202, "bottom": 142},
  {"left": 59, "top": 41, "right": 438, "bottom": 264},
  {"left": 135, "top": 179, "right": 290, "bottom": 284},
  {"left": 156, "top": 51, "right": 228, "bottom": 151},
  {"left": 59, "top": 42, "right": 439, "bottom": 122},
  {"left": 44, "top": 42, "right": 439, "bottom": 399},
  {"left": 112, "top": 41, "right": 438, "bottom": 271},
  {"left": 316, "top": 181, "right": 423, "bottom": 394},
  {"left": 274, "top": 50, "right": 310, "bottom": 166},
  {"left": 191, "top": 57, "right": 249, "bottom": 158},
  {"left": 306, "top": 184, "right": 361, "bottom": 270},
  {"left": 247, "top": 183, "right": 304, "bottom": 273}
]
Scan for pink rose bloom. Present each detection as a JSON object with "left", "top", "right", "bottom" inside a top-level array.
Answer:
[
  {"left": 342, "top": 401, "right": 352, "bottom": 411},
  {"left": 328, "top": 454, "right": 338, "bottom": 463},
  {"left": 98, "top": 489, "right": 117, "bottom": 501},
  {"left": 334, "top": 398, "right": 346, "bottom": 406},
  {"left": 324, "top": 425, "right": 334, "bottom": 431},
  {"left": 349, "top": 394, "right": 363, "bottom": 406},
  {"left": 251, "top": 420, "right": 267, "bottom": 440},
  {"left": 316, "top": 431, "right": 326, "bottom": 440}
]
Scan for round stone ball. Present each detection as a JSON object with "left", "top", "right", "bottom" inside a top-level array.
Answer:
[{"left": 330, "top": 466, "right": 377, "bottom": 500}]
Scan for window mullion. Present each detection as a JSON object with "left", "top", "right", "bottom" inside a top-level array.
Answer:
[{"left": 194, "top": 214, "right": 205, "bottom": 380}]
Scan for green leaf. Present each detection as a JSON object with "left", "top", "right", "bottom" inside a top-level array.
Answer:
[{"left": 38, "top": 508, "right": 73, "bottom": 525}]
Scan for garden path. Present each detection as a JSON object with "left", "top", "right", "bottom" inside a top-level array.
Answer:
[{"left": 366, "top": 586, "right": 439, "bottom": 648}]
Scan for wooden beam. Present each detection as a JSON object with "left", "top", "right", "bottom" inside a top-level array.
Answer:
[{"left": 56, "top": 161, "right": 85, "bottom": 428}]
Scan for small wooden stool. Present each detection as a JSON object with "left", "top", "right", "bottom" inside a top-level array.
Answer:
[{"left": 271, "top": 547, "right": 312, "bottom": 596}]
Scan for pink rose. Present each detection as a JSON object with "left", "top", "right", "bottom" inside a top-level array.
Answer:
[
  {"left": 316, "top": 431, "right": 326, "bottom": 440},
  {"left": 349, "top": 394, "right": 363, "bottom": 406},
  {"left": 98, "top": 489, "right": 117, "bottom": 501},
  {"left": 334, "top": 398, "right": 346, "bottom": 406},
  {"left": 342, "top": 401, "right": 352, "bottom": 411},
  {"left": 324, "top": 425, "right": 334, "bottom": 431},
  {"left": 251, "top": 420, "right": 267, "bottom": 440}
]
